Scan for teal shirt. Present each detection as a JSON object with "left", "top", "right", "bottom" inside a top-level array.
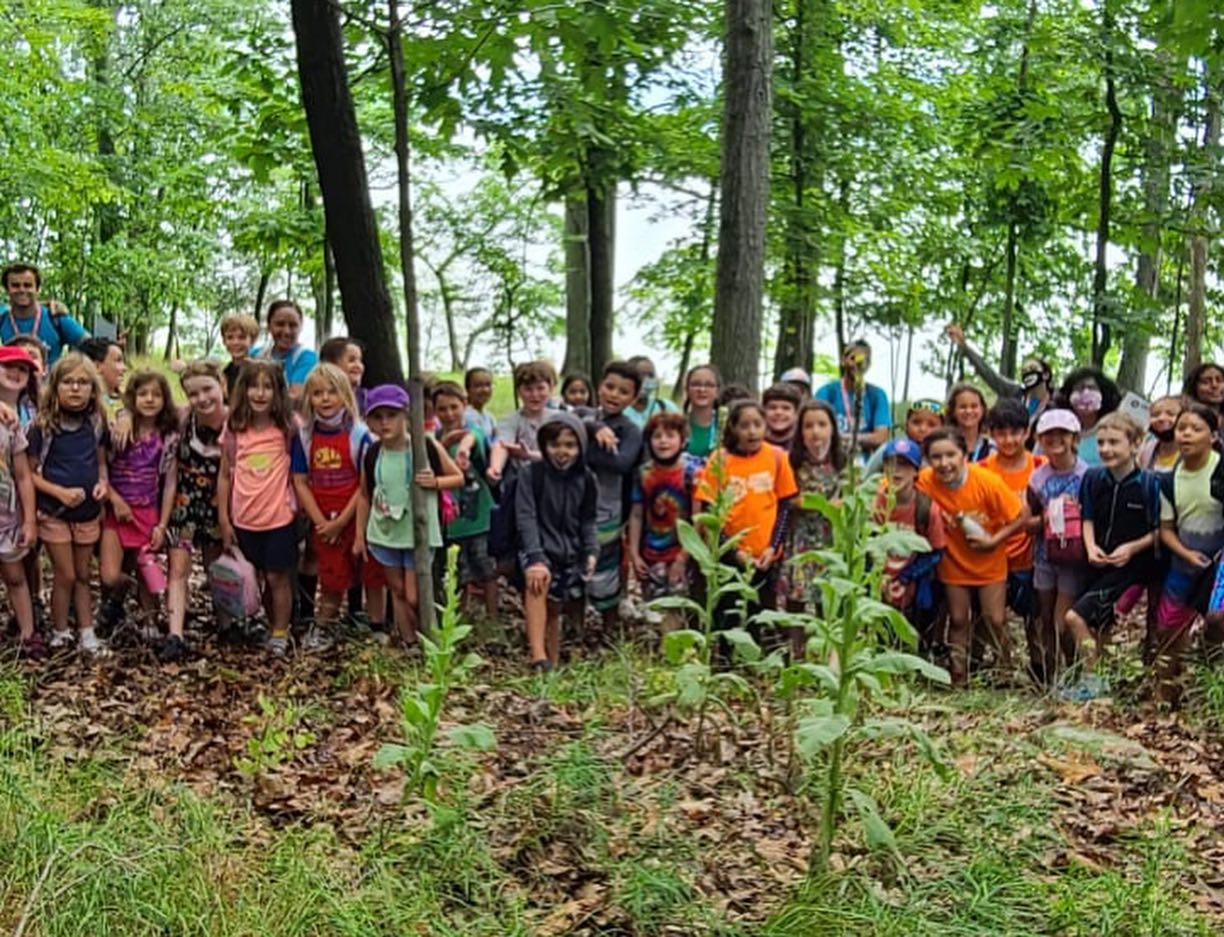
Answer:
[
  {"left": 445, "top": 429, "right": 494, "bottom": 540},
  {"left": 366, "top": 446, "right": 442, "bottom": 550}
]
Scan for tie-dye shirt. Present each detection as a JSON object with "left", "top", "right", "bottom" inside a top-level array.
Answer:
[{"left": 632, "top": 455, "right": 701, "bottom": 565}]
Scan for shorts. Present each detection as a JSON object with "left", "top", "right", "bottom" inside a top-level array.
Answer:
[
  {"left": 360, "top": 554, "right": 387, "bottom": 589},
  {"left": 1073, "top": 562, "right": 1152, "bottom": 631},
  {"left": 546, "top": 562, "right": 587, "bottom": 605},
  {"left": 1033, "top": 560, "right": 1088, "bottom": 597},
  {"left": 1157, "top": 592, "right": 1199, "bottom": 632},
  {"left": 235, "top": 523, "right": 299, "bottom": 573},
  {"left": 1006, "top": 568, "right": 1035, "bottom": 619},
  {"left": 587, "top": 533, "right": 623, "bottom": 611},
  {"left": 368, "top": 543, "right": 417, "bottom": 571},
  {"left": 103, "top": 503, "right": 160, "bottom": 551},
  {"left": 39, "top": 512, "right": 101, "bottom": 546},
  {"left": 454, "top": 534, "right": 495, "bottom": 585},
  {"left": 313, "top": 523, "right": 358, "bottom": 593},
  {"left": 642, "top": 560, "right": 687, "bottom": 601}
]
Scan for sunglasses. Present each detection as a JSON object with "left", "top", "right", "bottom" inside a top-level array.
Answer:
[{"left": 909, "top": 399, "right": 944, "bottom": 416}]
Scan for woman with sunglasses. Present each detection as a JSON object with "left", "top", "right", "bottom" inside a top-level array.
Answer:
[
  {"left": 945, "top": 324, "right": 1055, "bottom": 432},
  {"left": 864, "top": 398, "right": 945, "bottom": 476}
]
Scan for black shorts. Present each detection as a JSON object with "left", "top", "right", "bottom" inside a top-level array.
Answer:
[
  {"left": 454, "top": 533, "right": 496, "bottom": 585},
  {"left": 1007, "top": 568, "right": 1035, "bottom": 619},
  {"left": 1072, "top": 558, "right": 1158, "bottom": 631},
  {"left": 236, "top": 523, "right": 299, "bottom": 573}
]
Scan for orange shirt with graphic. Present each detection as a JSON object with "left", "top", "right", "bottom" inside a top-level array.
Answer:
[
  {"left": 916, "top": 462, "right": 1022, "bottom": 586},
  {"left": 696, "top": 444, "right": 799, "bottom": 557},
  {"left": 980, "top": 451, "right": 1044, "bottom": 571}
]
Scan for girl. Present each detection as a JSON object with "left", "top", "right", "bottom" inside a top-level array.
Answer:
[
  {"left": 1155, "top": 403, "right": 1224, "bottom": 702},
  {"left": 1055, "top": 367, "right": 1121, "bottom": 465},
  {"left": 695, "top": 399, "right": 799, "bottom": 621},
  {"left": 1182, "top": 362, "right": 1224, "bottom": 417},
  {"left": 292, "top": 364, "right": 370, "bottom": 649},
  {"left": 946, "top": 383, "right": 994, "bottom": 462},
  {"left": 320, "top": 335, "right": 367, "bottom": 415},
  {"left": 28, "top": 353, "right": 109, "bottom": 655},
  {"left": 917, "top": 427, "right": 1024, "bottom": 686},
  {"left": 164, "top": 361, "right": 229, "bottom": 662},
  {"left": 683, "top": 364, "right": 721, "bottom": 460},
  {"left": 0, "top": 347, "right": 40, "bottom": 658},
  {"left": 560, "top": 373, "right": 595, "bottom": 413},
  {"left": 254, "top": 299, "right": 319, "bottom": 406},
  {"left": 354, "top": 384, "right": 462, "bottom": 647},
  {"left": 217, "top": 360, "right": 300, "bottom": 657},
  {"left": 1139, "top": 395, "right": 1183, "bottom": 472},
  {"left": 99, "top": 370, "right": 178, "bottom": 644}
]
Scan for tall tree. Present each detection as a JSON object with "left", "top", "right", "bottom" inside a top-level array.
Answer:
[
  {"left": 290, "top": 0, "right": 402, "bottom": 385},
  {"left": 1183, "top": 66, "right": 1222, "bottom": 376},
  {"left": 711, "top": 0, "right": 773, "bottom": 390},
  {"left": 1090, "top": 0, "right": 1122, "bottom": 367}
]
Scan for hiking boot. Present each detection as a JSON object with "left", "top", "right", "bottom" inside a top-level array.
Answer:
[{"left": 158, "top": 634, "right": 190, "bottom": 663}]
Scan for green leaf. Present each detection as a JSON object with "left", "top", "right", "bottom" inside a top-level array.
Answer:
[
  {"left": 795, "top": 713, "right": 850, "bottom": 759},
  {"left": 373, "top": 743, "right": 413, "bottom": 771},
  {"left": 863, "top": 652, "right": 951, "bottom": 684},
  {"left": 676, "top": 520, "right": 712, "bottom": 566},
  {"left": 662, "top": 628, "right": 706, "bottom": 664},
  {"left": 720, "top": 627, "right": 761, "bottom": 663},
  {"left": 676, "top": 662, "right": 709, "bottom": 708},
  {"left": 446, "top": 723, "right": 497, "bottom": 751},
  {"left": 847, "top": 788, "right": 896, "bottom": 852}
]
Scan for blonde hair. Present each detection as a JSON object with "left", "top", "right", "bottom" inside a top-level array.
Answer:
[
  {"left": 301, "top": 363, "right": 358, "bottom": 426},
  {"left": 1096, "top": 411, "right": 1144, "bottom": 445},
  {"left": 219, "top": 313, "right": 260, "bottom": 340},
  {"left": 38, "top": 353, "right": 105, "bottom": 432}
]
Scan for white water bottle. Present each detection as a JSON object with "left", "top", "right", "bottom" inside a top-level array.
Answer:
[{"left": 957, "top": 512, "right": 988, "bottom": 540}]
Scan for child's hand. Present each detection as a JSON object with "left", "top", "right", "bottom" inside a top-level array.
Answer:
[
  {"left": 19, "top": 519, "right": 36, "bottom": 549},
  {"left": 485, "top": 465, "right": 502, "bottom": 484},
  {"left": 594, "top": 426, "right": 618, "bottom": 452},
  {"left": 110, "top": 493, "right": 133, "bottom": 524},
  {"left": 1086, "top": 543, "right": 1109, "bottom": 566},
  {"left": 884, "top": 577, "right": 907, "bottom": 605},
  {"left": 630, "top": 550, "right": 649, "bottom": 578},
  {"left": 111, "top": 413, "right": 133, "bottom": 452},
  {"left": 149, "top": 524, "right": 166, "bottom": 551},
  {"left": 945, "top": 323, "right": 966, "bottom": 346},
  {"left": 92, "top": 480, "right": 109, "bottom": 502},
  {"left": 754, "top": 546, "right": 776, "bottom": 570},
  {"left": 455, "top": 449, "right": 471, "bottom": 471},
  {"left": 667, "top": 555, "right": 687, "bottom": 588},
  {"left": 1189, "top": 550, "right": 1213, "bottom": 569},
  {"left": 526, "top": 563, "right": 550, "bottom": 595},
  {"left": 502, "top": 441, "right": 526, "bottom": 460},
  {"left": 965, "top": 532, "right": 995, "bottom": 552},
  {"left": 60, "top": 486, "right": 86, "bottom": 508},
  {"left": 440, "top": 428, "right": 467, "bottom": 447},
  {"left": 1106, "top": 543, "right": 1134, "bottom": 566},
  {"left": 0, "top": 401, "right": 17, "bottom": 429},
  {"left": 317, "top": 516, "right": 344, "bottom": 544},
  {"left": 583, "top": 555, "right": 597, "bottom": 580},
  {"left": 220, "top": 519, "right": 235, "bottom": 552},
  {"left": 352, "top": 534, "right": 367, "bottom": 560},
  {"left": 415, "top": 469, "right": 436, "bottom": 489}
]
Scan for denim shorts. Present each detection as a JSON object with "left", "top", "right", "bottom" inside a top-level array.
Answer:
[{"left": 368, "top": 543, "right": 417, "bottom": 571}]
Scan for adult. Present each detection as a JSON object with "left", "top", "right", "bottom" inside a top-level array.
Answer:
[
  {"left": 1055, "top": 366, "right": 1121, "bottom": 466},
  {"left": 624, "top": 355, "right": 679, "bottom": 430},
  {"left": 252, "top": 299, "right": 318, "bottom": 405},
  {"left": 1183, "top": 362, "right": 1224, "bottom": 415},
  {"left": 814, "top": 339, "right": 891, "bottom": 456},
  {"left": 682, "top": 364, "right": 721, "bottom": 459},
  {"left": 945, "top": 323, "right": 1054, "bottom": 431},
  {"left": 0, "top": 263, "right": 88, "bottom": 365}
]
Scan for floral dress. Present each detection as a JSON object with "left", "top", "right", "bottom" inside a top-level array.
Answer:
[
  {"left": 167, "top": 412, "right": 222, "bottom": 549},
  {"left": 778, "top": 460, "right": 840, "bottom": 608}
]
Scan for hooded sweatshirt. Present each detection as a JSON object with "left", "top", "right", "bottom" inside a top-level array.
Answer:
[
  {"left": 516, "top": 411, "right": 599, "bottom": 570},
  {"left": 584, "top": 408, "right": 644, "bottom": 531}
]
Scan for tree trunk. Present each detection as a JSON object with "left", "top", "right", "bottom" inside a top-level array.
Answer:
[
  {"left": 711, "top": 0, "right": 773, "bottom": 391},
  {"left": 322, "top": 241, "right": 336, "bottom": 337},
  {"left": 1183, "top": 69, "right": 1222, "bottom": 378},
  {"left": 163, "top": 303, "right": 178, "bottom": 361},
  {"left": 387, "top": 0, "right": 435, "bottom": 632},
  {"left": 291, "top": 0, "right": 402, "bottom": 385},
  {"left": 587, "top": 181, "right": 615, "bottom": 377},
  {"left": 999, "top": 220, "right": 1018, "bottom": 378},
  {"left": 1090, "top": 0, "right": 1121, "bottom": 368},
  {"left": 832, "top": 176, "right": 850, "bottom": 356},
  {"left": 254, "top": 269, "right": 270, "bottom": 320},
  {"left": 562, "top": 193, "right": 591, "bottom": 377}
]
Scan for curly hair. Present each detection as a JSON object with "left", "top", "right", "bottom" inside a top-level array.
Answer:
[{"left": 1056, "top": 367, "right": 1121, "bottom": 416}]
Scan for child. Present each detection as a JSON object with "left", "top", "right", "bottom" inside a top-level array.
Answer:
[
  {"left": 292, "top": 364, "right": 371, "bottom": 649},
  {"left": 696, "top": 400, "right": 799, "bottom": 622},
  {"left": 947, "top": 383, "right": 993, "bottom": 462},
  {"left": 779, "top": 400, "right": 843, "bottom": 614},
  {"left": 863, "top": 398, "right": 944, "bottom": 476},
  {"left": 877, "top": 438, "right": 945, "bottom": 642},
  {"left": 28, "top": 353, "right": 110, "bottom": 654},
  {"left": 0, "top": 347, "right": 40, "bottom": 657},
  {"left": 5, "top": 334, "right": 46, "bottom": 425},
  {"left": 516, "top": 411, "right": 598, "bottom": 671},
  {"left": 1063, "top": 413, "right": 1161, "bottom": 690},
  {"left": 1154, "top": 403, "right": 1224, "bottom": 702},
  {"left": 624, "top": 356, "right": 679, "bottom": 429},
  {"left": 583, "top": 360, "right": 645, "bottom": 624},
  {"left": 165, "top": 361, "right": 228, "bottom": 661},
  {"left": 99, "top": 370, "right": 179, "bottom": 644},
  {"left": 1026, "top": 409, "right": 1090, "bottom": 686},
  {"left": 320, "top": 335, "right": 367, "bottom": 415},
  {"left": 433, "top": 381, "right": 498, "bottom": 617},
  {"left": 463, "top": 366, "right": 497, "bottom": 443},
  {"left": 560, "top": 374, "right": 596, "bottom": 415},
  {"left": 217, "top": 360, "right": 300, "bottom": 657},
  {"left": 917, "top": 427, "right": 1024, "bottom": 686},
  {"left": 220, "top": 313, "right": 260, "bottom": 399},
  {"left": 355, "top": 384, "right": 462, "bottom": 647},
  {"left": 981, "top": 398, "right": 1045, "bottom": 681},
  {"left": 683, "top": 364, "right": 721, "bottom": 460},
  {"left": 762, "top": 382, "right": 802, "bottom": 448},
  {"left": 79, "top": 336, "right": 127, "bottom": 421},
  {"left": 489, "top": 360, "right": 555, "bottom": 482},
  {"left": 1139, "top": 395, "right": 1182, "bottom": 473},
  {"left": 628, "top": 412, "right": 700, "bottom": 629}
]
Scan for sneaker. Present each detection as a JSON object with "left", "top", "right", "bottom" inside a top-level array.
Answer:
[
  {"left": 530, "top": 659, "right": 554, "bottom": 675},
  {"left": 1057, "top": 673, "right": 1109, "bottom": 703},
  {"left": 78, "top": 629, "right": 111, "bottom": 658},
  {"left": 18, "top": 633, "right": 47, "bottom": 661},
  {"left": 48, "top": 629, "right": 74, "bottom": 650},
  {"left": 157, "top": 634, "right": 189, "bottom": 663},
  {"left": 302, "top": 627, "right": 334, "bottom": 653},
  {"left": 266, "top": 634, "right": 289, "bottom": 658}
]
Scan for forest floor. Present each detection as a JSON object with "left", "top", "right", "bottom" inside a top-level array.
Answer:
[{"left": 2, "top": 603, "right": 1224, "bottom": 936}]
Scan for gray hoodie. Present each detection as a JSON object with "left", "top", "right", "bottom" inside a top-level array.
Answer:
[{"left": 515, "top": 411, "right": 599, "bottom": 570}]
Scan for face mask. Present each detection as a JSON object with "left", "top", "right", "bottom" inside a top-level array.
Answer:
[
  {"left": 1021, "top": 370, "right": 1043, "bottom": 390},
  {"left": 1154, "top": 426, "right": 1176, "bottom": 443},
  {"left": 641, "top": 378, "right": 659, "bottom": 399},
  {"left": 1070, "top": 388, "right": 1102, "bottom": 413}
]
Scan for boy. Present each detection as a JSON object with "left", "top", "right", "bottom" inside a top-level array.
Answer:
[
  {"left": 320, "top": 336, "right": 366, "bottom": 414},
  {"left": 877, "top": 438, "right": 946, "bottom": 645},
  {"left": 779, "top": 367, "right": 812, "bottom": 398},
  {"left": 433, "top": 381, "right": 497, "bottom": 617},
  {"left": 981, "top": 398, "right": 1043, "bottom": 680},
  {"left": 624, "top": 356, "right": 678, "bottom": 429},
  {"left": 79, "top": 336, "right": 126, "bottom": 420},
  {"left": 1064, "top": 413, "right": 1161, "bottom": 683},
  {"left": 219, "top": 313, "right": 260, "bottom": 399},
  {"left": 762, "top": 382, "right": 802, "bottom": 448},
  {"left": 516, "top": 411, "right": 598, "bottom": 671},
  {"left": 489, "top": 360, "right": 556, "bottom": 482},
  {"left": 1026, "top": 409, "right": 1090, "bottom": 687},
  {"left": 864, "top": 399, "right": 944, "bottom": 476},
  {"left": 584, "top": 360, "right": 645, "bottom": 626},
  {"left": 464, "top": 366, "right": 497, "bottom": 443},
  {"left": 628, "top": 413, "right": 700, "bottom": 630}
]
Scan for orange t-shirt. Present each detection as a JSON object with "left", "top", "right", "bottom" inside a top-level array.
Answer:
[
  {"left": 980, "top": 451, "right": 1044, "bottom": 571},
  {"left": 697, "top": 444, "right": 799, "bottom": 557},
  {"left": 916, "top": 463, "right": 1022, "bottom": 586}
]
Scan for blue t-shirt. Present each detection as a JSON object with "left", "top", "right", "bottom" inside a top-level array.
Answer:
[
  {"left": 0, "top": 305, "right": 89, "bottom": 365},
  {"left": 814, "top": 380, "right": 891, "bottom": 440},
  {"left": 28, "top": 418, "right": 107, "bottom": 522},
  {"left": 252, "top": 343, "right": 318, "bottom": 389}
]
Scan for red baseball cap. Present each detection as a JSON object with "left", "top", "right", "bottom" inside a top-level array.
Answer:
[{"left": 0, "top": 346, "right": 38, "bottom": 371}]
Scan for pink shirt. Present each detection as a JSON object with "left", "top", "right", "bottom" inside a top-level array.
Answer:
[{"left": 227, "top": 425, "right": 296, "bottom": 531}]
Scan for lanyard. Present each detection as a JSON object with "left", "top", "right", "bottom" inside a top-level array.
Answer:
[
  {"left": 839, "top": 381, "right": 859, "bottom": 430},
  {"left": 6, "top": 304, "right": 41, "bottom": 341}
]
